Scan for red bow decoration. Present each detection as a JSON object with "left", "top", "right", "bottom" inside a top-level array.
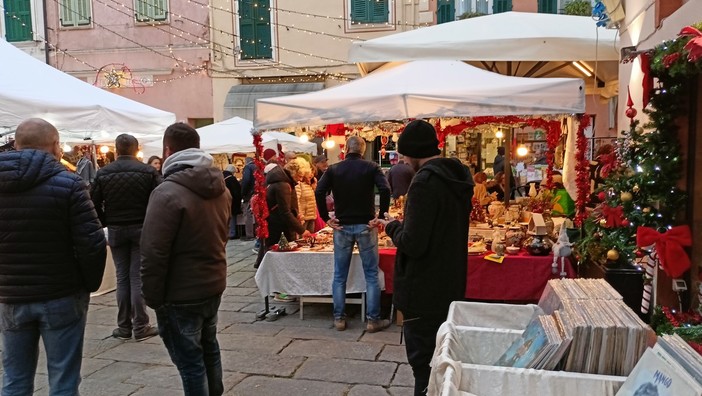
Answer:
[
  {"left": 636, "top": 226, "right": 692, "bottom": 278},
  {"left": 598, "top": 152, "right": 617, "bottom": 179},
  {"left": 601, "top": 205, "right": 624, "bottom": 228},
  {"left": 679, "top": 26, "right": 702, "bottom": 62}
]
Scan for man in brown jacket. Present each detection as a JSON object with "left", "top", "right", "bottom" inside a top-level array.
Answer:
[{"left": 140, "top": 123, "right": 231, "bottom": 396}]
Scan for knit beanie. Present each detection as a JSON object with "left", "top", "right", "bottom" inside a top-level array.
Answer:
[
  {"left": 263, "top": 149, "right": 277, "bottom": 161},
  {"left": 397, "top": 120, "right": 441, "bottom": 159}
]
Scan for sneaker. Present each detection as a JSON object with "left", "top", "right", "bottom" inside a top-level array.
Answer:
[
  {"left": 112, "top": 328, "right": 131, "bottom": 340},
  {"left": 366, "top": 319, "right": 391, "bottom": 333},
  {"left": 273, "top": 293, "right": 297, "bottom": 303},
  {"left": 252, "top": 247, "right": 259, "bottom": 254},
  {"left": 134, "top": 326, "right": 159, "bottom": 342},
  {"left": 334, "top": 318, "right": 346, "bottom": 331}
]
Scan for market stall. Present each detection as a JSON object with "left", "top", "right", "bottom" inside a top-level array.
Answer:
[{"left": 0, "top": 38, "right": 175, "bottom": 144}]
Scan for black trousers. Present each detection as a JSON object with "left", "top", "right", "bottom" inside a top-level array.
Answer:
[{"left": 403, "top": 314, "right": 446, "bottom": 396}]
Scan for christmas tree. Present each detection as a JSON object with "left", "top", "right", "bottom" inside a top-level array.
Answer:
[{"left": 576, "top": 28, "right": 698, "bottom": 266}]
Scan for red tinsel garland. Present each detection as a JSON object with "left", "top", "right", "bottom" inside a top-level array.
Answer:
[
  {"left": 574, "top": 114, "right": 592, "bottom": 226},
  {"left": 251, "top": 132, "right": 269, "bottom": 239},
  {"left": 544, "top": 121, "right": 561, "bottom": 189}
]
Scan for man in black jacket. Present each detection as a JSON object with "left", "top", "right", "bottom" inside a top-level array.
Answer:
[
  {"left": 375, "top": 120, "right": 473, "bottom": 396},
  {"left": 0, "top": 118, "right": 106, "bottom": 395},
  {"left": 315, "top": 136, "right": 391, "bottom": 333},
  {"left": 91, "top": 134, "right": 161, "bottom": 341},
  {"left": 223, "top": 164, "right": 243, "bottom": 239}
]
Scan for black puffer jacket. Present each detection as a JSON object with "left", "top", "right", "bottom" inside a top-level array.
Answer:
[
  {"left": 91, "top": 156, "right": 161, "bottom": 226},
  {"left": 266, "top": 166, "right": 304, "bottom": 240},
  {"left": 0, "top": 149, "right": 107, "bottom": 303}
]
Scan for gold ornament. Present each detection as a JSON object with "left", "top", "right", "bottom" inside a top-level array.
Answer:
[
  {"left": 620, "top": 192, "right": 633, "bottom": 202},
  {"left": 606, "top": 249, "right": 620, "bottom": 261},
  {"left": 599, "top": 219, "right": 608, "bottom": 227},
  {"left": 632, "top": 184, "right": 640, "bottom": 193},
  {"left": 643, "top": 207, "right": 651, "bottom": 213}
]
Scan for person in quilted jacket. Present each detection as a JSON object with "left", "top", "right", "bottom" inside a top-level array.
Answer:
[
  {"left": 0, "top": 118, "right": 106, "bottom": 395},
  {"left": 91, "top": 134, "right": 161, "bottom": 341}
]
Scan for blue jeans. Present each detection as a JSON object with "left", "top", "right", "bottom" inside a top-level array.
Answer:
[
  {"left": 155, "top": 295, "right": 223, "bottom": 396},
  {"left": 0, "top": 292, "right": 89, "bottom": 396},
  {"left": 228, "top": 216, "right": 237, "bottom": 239},
  {"left": 108, "top": 225, "right": 150, "bottom": 335},
  {"left": 332, "top": 224, "right": 381, "bottom": 321}
]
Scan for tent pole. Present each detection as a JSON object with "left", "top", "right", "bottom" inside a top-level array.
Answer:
[{"left": 504, "top": 128, "right": 512, "bottom": 206}]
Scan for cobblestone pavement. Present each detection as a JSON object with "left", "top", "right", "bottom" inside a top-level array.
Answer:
[{"left": 26, "top": 239, "right": 414, "bottom": 396}]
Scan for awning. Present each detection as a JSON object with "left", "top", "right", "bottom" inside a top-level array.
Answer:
[{"left": 224, "top": 83, "right": 324, "bottom": 120}]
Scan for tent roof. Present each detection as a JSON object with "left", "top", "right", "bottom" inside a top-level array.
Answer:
[
  {"left": 349, "top": 12, "right": 620, "bottom": 66},
  {"left": 142, "top": 117, "right": 316, "bottom": 158},
  {"left": 254, "top": 60, "right": 584, "bottom": 130},
  {"left": 0, "top": 39, "right": 175, "bottom": 143}
]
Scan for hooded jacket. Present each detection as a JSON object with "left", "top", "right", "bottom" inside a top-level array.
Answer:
[
  {"left": 265, "top": 166, "right": 305, "bottom": 241},
  {"left": 140, "top": 149, "right": 231, "bottom": 308},
  {"left": 0, "top": 149, "right": 107, "bottom": 303},
  {"left": 385, "top": 158, "right": 473, "bottom": 318}
]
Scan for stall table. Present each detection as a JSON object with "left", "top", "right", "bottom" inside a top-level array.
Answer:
[
  {"left": 378, "top": 248, "right": 575, "bottom": 302},
  {"left": 254, "top": 250, "right": 385, "bottom": 319}
]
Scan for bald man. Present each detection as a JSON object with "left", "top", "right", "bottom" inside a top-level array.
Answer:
[{"left": 0, "top": 118, "right": 106, "bottom": 395}]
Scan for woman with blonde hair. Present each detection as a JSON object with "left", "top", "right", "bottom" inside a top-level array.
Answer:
[{"left": 292, "top": 159, "right": 318, "bottom": 233}]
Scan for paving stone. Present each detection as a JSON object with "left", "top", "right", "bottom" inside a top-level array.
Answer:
[
  {"left": 278, "top": 325, "right": 365, "bottom": 341},
  {"left": 218, "top": 301, "right": 250, "bottom": 312},
  {"left": 227, "top": 271, "right": 254, "bottom": 287},
  {"left": 89, "top": 293, "right": 117, "bottom": 306},
  {"left": 129, "top": 387, "right": 177, "bottom": 396},
  {"left": 219, "top": 323, "right": 284, "bottom": 337},
  {"left": 379, "top": 345, "right": 408, "bottom": 363},
  {"left": 238, "top": 277, "right": 258, "bottom": 288},
  {"left": 80, "top": 358, "right": 114, "bottom": 377},
  {"left": 227, "top": 376, "right": 348, "bottom": 396},
  {"left": 86, "top": 306, "right": 118, "bottom": 325},
  {"left": 78, "top": 378, "right": 142, "bottom": 396},
  {"left": 349, "top": 384, "right": 391, "bottom": 396},
  {"left": 281, "top": 339, "right": 382, "bottom": 361},
  {"left": 391, "top": 364, "right": 414, "bottom": 387},
  {"left": 222, "top": 372, "right": 248, "bottom": 392},
  {"left": 92, "top": 342, "right": 172, "bottom": 365},
  {"left": 388, "top": 386, "right": 414, "bottom": 396},
  {"left": 220, "top": 350, "right": 305, "bottom": 376},
  {"left": 123, "top": 365, "right": 183, "bottom": 389},
  {"left": 217, "top": 310, "right": 257, "bottom": 326},
  {"left": 84, "top": 324, "right": 118, "bottom": 340},
  {"left": 222, "top": 294, "right": 262, "bottom": 304},
  {"left": 217, "top": 333, "right": 292, "bottom": 353},
  {"left": 84, "top": 361, "right": 155, "bottom": 383},
  {"left": 360, "top": 329, "right": 404, "bottom": 345},
  {"left": 295, "top": 358, "right": 396, "bottom": 386}
]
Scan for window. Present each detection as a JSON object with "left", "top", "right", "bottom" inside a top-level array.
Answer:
[
  {"left": 134, "top": 0, "right": 168, "bottom": 22},
  {"left": 350, "top": 0, "right": 389, "bottom": 24},
  {"left": 493, "top": 0, "right": 511, "bottom": 13},
  {"left": 3, "top": 0, "right": 32, "bottom": 42},
  {"left": 475, "top": 0, "right": 489, "bottom": 14},
  {"left": 60, "top": 0, "right": 91, "bottom": 27},
  {"left": 538, "top": 0, "right": 558, "bottom": 14},
  {"left": 238, "top": 0, "right": 272, "bottom": 60},
  {"left": 437, "top": 0, "right": 454, "bottom": 24}
]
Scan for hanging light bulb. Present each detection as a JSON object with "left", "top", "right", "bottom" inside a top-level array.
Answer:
[
  {"left": 516, "top": 145, "right": 529, "bottom": 157},
  {"left": 391, "top": 133, "right": 399, "bottom": 142},
  {"left": 495, "top": 130, "right": 504, "bottom": 139},
  {"left": 136, "top": 151, "right": 144, "bottom": 159},
  {"left": 299, "top": 133, "right": 310, "bottom": 142},
  {"left": 99, "top": 145, "right": 109, "bottom": 154},
  {"left": 324, "top": 139, "right": 335, "bottom": 149},
  {"left": 62, "top": 143, "right": 72, "bottom": 152}
]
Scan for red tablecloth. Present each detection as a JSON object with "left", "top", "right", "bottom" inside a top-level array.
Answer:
[{"left": 378, "top": 248, "right": 576, "bottom": 302}]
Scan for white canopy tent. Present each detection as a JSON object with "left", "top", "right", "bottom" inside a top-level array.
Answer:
[
  {"left": 254, "top": 60, "right": 585, "bottom": 130},
  {"left": 0, "top": 39, "right": 175, "bottom": 143},
  {"left": 142, "top": 116, "right": 316, "bottom": 158},
  {"left": 348, "top": 12, "right": 619, "bottom": 97}
]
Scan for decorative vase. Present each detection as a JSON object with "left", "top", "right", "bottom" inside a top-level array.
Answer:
[
  {"left": 523, "top": 234, "right": 553, "bottom": 256},
  {"left": 491, "top": 239, "right": 506, "bottom": 256},
  {"left": 505, "top": 226, "right": 526, "bottom": 247},
  {"left": 528, "top": 183, "right": 538, "bottom": 198},
  {"left": 488, "top": 201, "right": 505, "bottom": 220}
]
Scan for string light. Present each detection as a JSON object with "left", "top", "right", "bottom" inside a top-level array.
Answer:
[{"left": 99, "top": 145, "right": 110, "bottom": 154}]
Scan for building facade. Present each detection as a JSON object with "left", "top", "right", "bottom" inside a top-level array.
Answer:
[{"left": 1, "top": 0, "right": 47, "bottom": 60}]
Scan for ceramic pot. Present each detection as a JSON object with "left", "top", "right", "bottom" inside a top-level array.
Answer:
[
  {"left": 505, "top": 226, "right": 525, "bottom": 247},
  {"left": 523, "top": 234, "right": 553, "bottom": 256},
  {"left": 491, "top": 239, "right": 506, "bottom": 256},
  {"left": 488, "top": 201, "right": 505, "bottom": 219}
]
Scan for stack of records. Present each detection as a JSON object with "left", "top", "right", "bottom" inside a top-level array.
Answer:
[
  {"left": 538, "top": 278, "right": 623, "bottom": 314},
  {"left": 616, "top": 334, "right": 702, "bottom": 395}
]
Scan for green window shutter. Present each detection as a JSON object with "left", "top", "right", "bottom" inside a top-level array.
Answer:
[
  {"left": 538, "top": 0, "right": 557, "bottom": 13},
  {"left": 4, "top": 0, "right": 33, "bottom": 41},
  {"left": 238, "top": 0, "right": 256, "bottom": 59},
  {"left": 60, "top": 0, "right": 76, "bottom": 26},
  {"left": 351, "top": 0, "right": 369, "bottom": 24},
  {"left": 76, "top": 0, "right": 91, "bottom": 26},
  {"left": 253, "top": 0, "right": 272, "bottom": 58},
  {"left": 370, "top": 0, "right": 388, "bottom": 23},
  {"left": 152, "top": 0, "right": 167, "bottom": 21},
  {"left": 493, "top": 0, "right": 512, "bottom": 13},
  {"left": 437, "top": 0, "right": 454, "bottom": 24},
  {"left": 134, "top": 0, "right": 148, "bottom": 21}
]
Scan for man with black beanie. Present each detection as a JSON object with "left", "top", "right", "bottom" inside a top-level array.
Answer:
[{"left": 374, "top": 119, "right": 473, "bottom": 396}]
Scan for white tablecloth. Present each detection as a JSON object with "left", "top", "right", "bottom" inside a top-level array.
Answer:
[{"left": 254, "top": 251, "right": 385, "bottom": 298}]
